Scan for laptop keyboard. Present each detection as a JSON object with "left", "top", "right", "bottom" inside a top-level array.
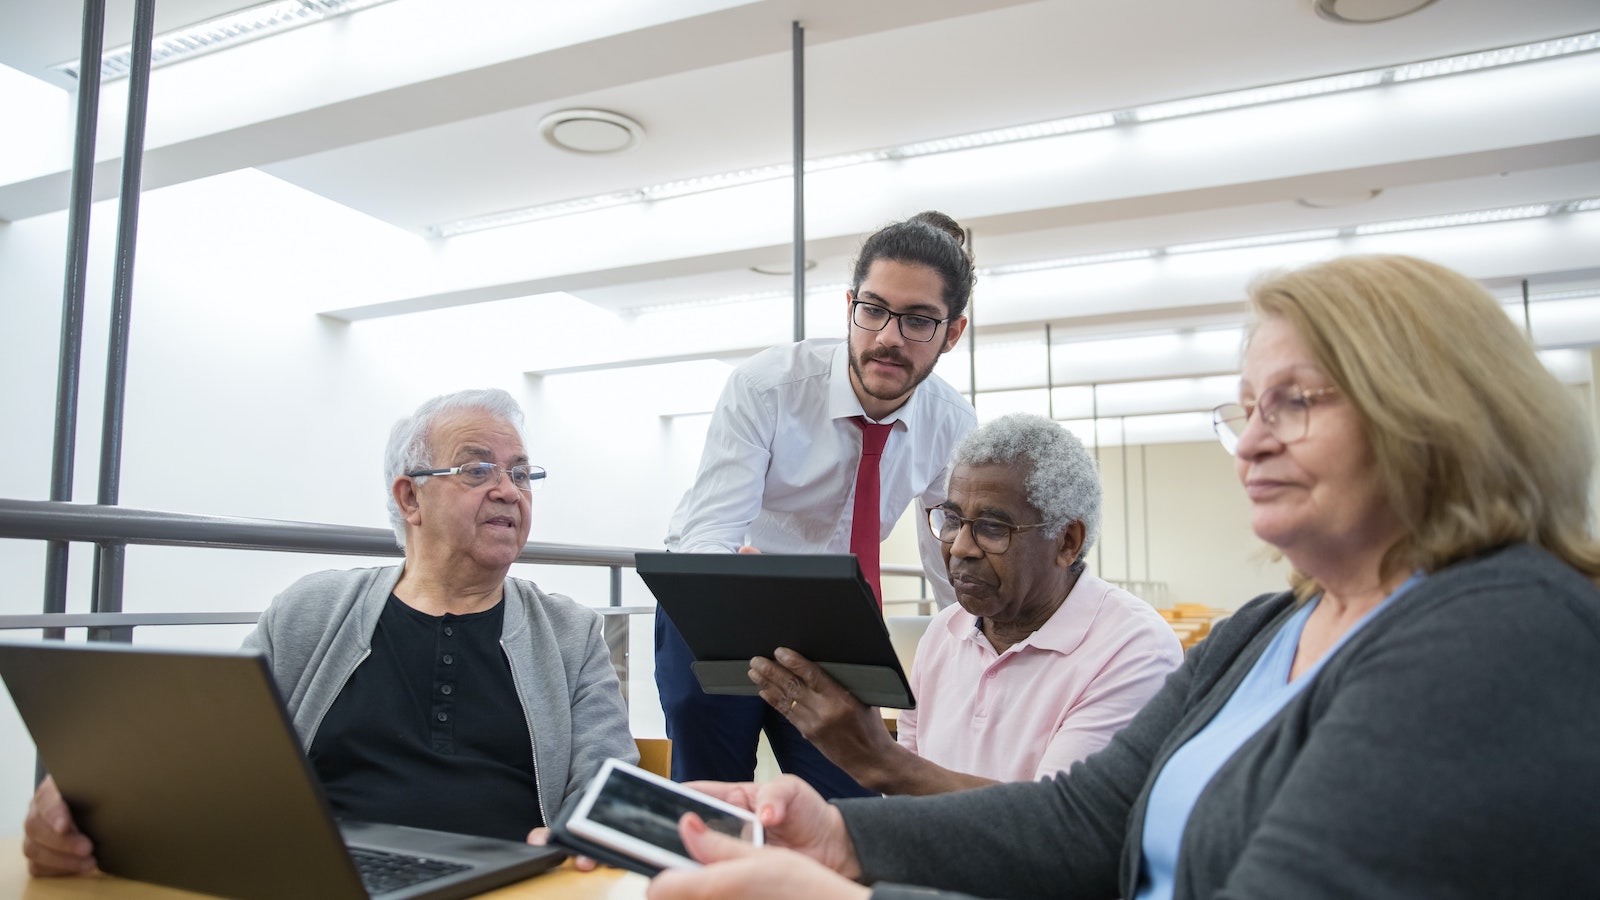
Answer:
[{"left": 349, "top": 846, "right": 471, "bottom": 895}]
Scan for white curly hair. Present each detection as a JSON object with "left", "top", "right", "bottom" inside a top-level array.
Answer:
[{"left": 950, "top": 413, "right": 1101, "bottom": 566}]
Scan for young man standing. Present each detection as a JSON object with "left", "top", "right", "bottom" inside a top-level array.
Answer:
[{"left": 659, "top": 212, "right": 978, "bottom": 798}]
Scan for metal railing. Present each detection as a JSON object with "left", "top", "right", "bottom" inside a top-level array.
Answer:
[{"left": 0, "top": 497, "right": 928, "bottom": 703}]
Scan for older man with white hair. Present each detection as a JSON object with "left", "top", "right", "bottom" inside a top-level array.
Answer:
[
  {"left": 24, "top": 388, "right": 637, "bottom": 875},
  {"left": 750, "top": 413, "right": 1181, "bottom": 795}
]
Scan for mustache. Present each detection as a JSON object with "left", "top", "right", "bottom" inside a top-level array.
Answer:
[
  {"left": 947, "top": 565, "right": 988, "bottom": 582},
  {"left": 862, "top": 349, "right": 908, "bottom": 367}
]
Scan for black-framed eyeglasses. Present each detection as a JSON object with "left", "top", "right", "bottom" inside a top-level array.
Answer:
[
  {"left": 1211, "top": 385, "right": 1340, "bottom": 454},
  {"left": 406, "top": 461, "right": 547, "bottom": 492},
  {"left": 850, "top": 299, "right": 951, "bottom": 343},
  {"left": 926, "top": 507, "right": 1045, "bottom": 555}
]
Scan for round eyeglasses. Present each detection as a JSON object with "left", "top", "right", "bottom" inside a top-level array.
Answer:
[
  {"left": 850, "top": 299, "right": 950, "bottom": 343},
  {"left": 406, "top": 462, "right": 547, "bottom": 492},
  {"left": 926, "top": 507, "right": 1046, "bottom": 555},
  {"left": 1211, "top": 385, "right": 1339, "bottom": 454}
]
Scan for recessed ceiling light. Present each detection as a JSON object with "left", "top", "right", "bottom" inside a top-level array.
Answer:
[
  {"left": 539, "top": 109, "right": 644, "bottom": 155},
  {"left": 750, "top": 259, "right": 817, "bottom": 276},
  {"left": 1296, "top": 189, "right": 1383, "bottom": 209},
  {"left": 1314, "top": 0, "right": 1439, "bottom": 25}
]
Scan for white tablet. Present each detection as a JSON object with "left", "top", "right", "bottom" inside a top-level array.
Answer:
[{"left": 565, "top": 758, "right": 763, "bottom": 872}]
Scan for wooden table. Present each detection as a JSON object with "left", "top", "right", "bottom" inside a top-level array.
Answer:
[{"left": 0, "top": 836, "right": 651, "bottom": 899}]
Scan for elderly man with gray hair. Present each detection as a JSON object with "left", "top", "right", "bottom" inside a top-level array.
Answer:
[
  {"left": 749, "top": 413, "right": 1181, "bottom": 795},
  {"left": 24, "top": 388, "right": 637, "bottom": 876}
]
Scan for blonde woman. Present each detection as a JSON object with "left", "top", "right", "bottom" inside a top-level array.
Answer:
[{"left": 646, "top": 255, "right": 1600, "bottom": 900}]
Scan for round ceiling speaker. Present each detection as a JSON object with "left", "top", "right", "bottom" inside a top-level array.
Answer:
[
  {"left": 539, "top": 109, "right": 644, "bottom": 154},
  {"left": 1314, "top": 0, "right": 1440, "bottom": 24}
]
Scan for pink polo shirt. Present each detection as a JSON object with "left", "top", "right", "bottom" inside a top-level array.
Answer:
[{"left": 897, "top": 570, "right": 1183, "bottom": 783}]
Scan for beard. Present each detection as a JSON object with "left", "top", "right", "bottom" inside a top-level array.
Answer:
[{"left": 848, "top": 342, "right": 941, "bottom": 406}]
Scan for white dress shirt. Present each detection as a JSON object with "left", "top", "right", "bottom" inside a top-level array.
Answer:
[{"left": 666, "top": 339, "right": 977, "bottom": 608}]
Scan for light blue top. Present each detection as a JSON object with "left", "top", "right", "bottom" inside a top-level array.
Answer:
[{"left": 1134, "top": 574, "right": 1423, "bottom": 900}]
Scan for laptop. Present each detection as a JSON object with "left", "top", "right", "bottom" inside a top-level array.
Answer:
[
  {"left": 636, "top": 551, "right": 915, "bottom": 709},
  {"left": 0, "top": 640, "right": 566, "bottom": 900}
]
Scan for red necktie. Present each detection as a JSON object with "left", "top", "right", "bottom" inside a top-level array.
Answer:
[{"left": 850, "top": 417, "right": 893, "bottom": 608}]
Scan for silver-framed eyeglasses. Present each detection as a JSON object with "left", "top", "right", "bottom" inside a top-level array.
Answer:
[
  {"left": 1211, "top": 385, "right": 1340, "bottom": 454},
  {"left": 926, "top": 507, "right": 1046, "bottom": 555},
  {"left": 850, "top": 299, "right": 951, "bottom": 343},
  {"left": 405, "top": 461, "right": 547, "bottom": 492}
]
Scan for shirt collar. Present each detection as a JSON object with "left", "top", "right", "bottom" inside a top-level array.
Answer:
[
  {"left": 826, "top": 339, "right": 918, "bottom": 428},
  {"left": 944, "top": 569, "right": 1108, "bottom": 656}
]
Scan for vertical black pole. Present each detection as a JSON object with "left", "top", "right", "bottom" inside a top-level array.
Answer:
[
  {"left": 91, "top": 0, "right": 156, "bottom": 643},
  {"left": 965, "top": 228, "right": 976, "bottom": 407},
  {"left": 43, "top": 0, "right": 110, "bottom": 642},
  {"left": 1120, "top": 418, "right": 1130, "bottom": 581},
  {"left": 1522, "top": 279, "right": 1532, "bottom": 338},
  {"left": 1140, "top": 444, "right": 1150, "bottom": 582},
  {"left": 791, "top": 21, "right": 805, "bottom": 342},
  {"left": 1044, "top": 323, "right": 1054, "bottom": 419},
  {"left": 1091, "top": 385, "right": 1101, "bottom": 574}
]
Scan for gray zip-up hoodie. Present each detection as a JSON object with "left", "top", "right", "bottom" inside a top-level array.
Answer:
[{"left": 240, "top": 565, "right": 638, "bottom": 827}]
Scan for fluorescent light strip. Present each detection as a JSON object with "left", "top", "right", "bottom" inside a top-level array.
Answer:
[
  {"left": 1167, "top": 229, "right": 1342, "bottom": 255},
  {"left": 1352, "top": 204, "right": 1553, "bottom": 236},
  {"left": 889, "top": 113, "right": 1118, "bottom": 157},
  {"left": 434, "top": 191, "right": 644, "bottom": 237},
  {"left": 625, "top": 197, "right": 1598, "bottom": 315},
  {"left": 432, "top": 30, "right": 1600, "bottom": 237},
  {"left": 1498, "top": 288, "right": 1600, "bottom": 304},
  {"left": 624, "top": 282, "right": 848, "bottom": 316},
  {"left": 1391, "top": 32, "right": 1600, "bottom": 81},
  {"left": 53, "top": 0, "right": 396, "bottom": 82},
  {"left": 1133, "top": 72, "right": 1384, "bottom": 122},
  {"left": 981, "top": 249, "right": 1157, "bottom": 276}
]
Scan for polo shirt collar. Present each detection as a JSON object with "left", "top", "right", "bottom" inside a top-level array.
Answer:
[{"left": 944, "top": 569, "right": 1107, "bottom": 657}]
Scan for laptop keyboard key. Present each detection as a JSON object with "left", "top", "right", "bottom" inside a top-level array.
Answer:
[{"left": 349, "top": 846, "right": 470, "bottom": 894}]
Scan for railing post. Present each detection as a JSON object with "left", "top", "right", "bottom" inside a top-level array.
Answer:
[
  {"left": 43, "top": 0, "right": 111, "bottom": 641},
  {"left": 604, "top": 614, "right": 629, "bottom": 707},
  {"left": 89, "top": 0, "right": 156, "bottom": 641},
  {"left": 607, "top": 564, "right": 628, "bottom": 704}
]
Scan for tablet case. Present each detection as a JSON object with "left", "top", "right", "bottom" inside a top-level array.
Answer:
[
  {"left": 547, "top": 805, "right": 666, "bottom": 878},
  {"left": 636, "top": 551, "right": 915, "bottom": 709}
]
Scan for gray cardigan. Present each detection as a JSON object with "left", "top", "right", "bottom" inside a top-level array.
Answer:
[
  {"left": 840, "top": 543, "right": 1600, "bottom": 899},
  {"left": 240, "top": 565, "right": 638, "bottom": 827}
]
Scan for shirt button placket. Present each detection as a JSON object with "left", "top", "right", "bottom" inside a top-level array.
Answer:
[{"left": 432, "top": 616, "right": 458, "bottom": 753}]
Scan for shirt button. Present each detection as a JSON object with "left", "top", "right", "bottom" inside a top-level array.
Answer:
[
  {"left": 444, "top": 626, "right": 454, "bottom": 637},
  {"left": 441, "top": 684, "right": 453, "bottom": 695},
  {"left": 442, "top": 654, "right": 454, "bottom": 665},
  {"left": 437, "top": 712, "right": 448, "bottom": 722}
]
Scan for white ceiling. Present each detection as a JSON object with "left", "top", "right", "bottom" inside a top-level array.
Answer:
[{"left": 2, "top": 0, "right": 1599, "bottom": 401}]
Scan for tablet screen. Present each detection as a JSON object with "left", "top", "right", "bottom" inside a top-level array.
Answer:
[{"left": 567, "top": 759, "right": 761, "bottom": 871}]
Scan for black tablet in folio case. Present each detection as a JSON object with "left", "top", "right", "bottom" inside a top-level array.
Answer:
[{"left": 636, "top": 551, "right": 915, "bottom": 709}]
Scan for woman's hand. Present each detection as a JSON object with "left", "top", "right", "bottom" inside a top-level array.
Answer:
[
  {"left": 647, "top": 810, "right": 870, "bottom": 900},
  {"left": 683, "top": 775, "right": 861, "bottom": 876}
]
